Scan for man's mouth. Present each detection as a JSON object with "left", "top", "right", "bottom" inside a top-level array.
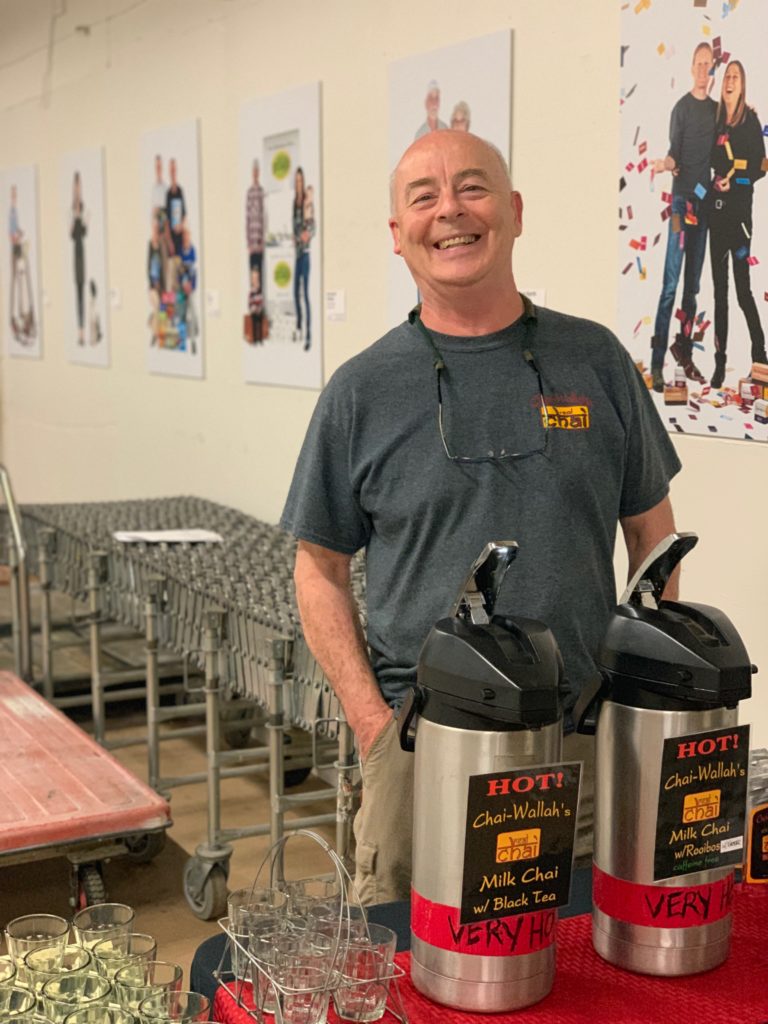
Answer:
[{"left": 435, "top": 234, "right": 480, "bottom": 250}]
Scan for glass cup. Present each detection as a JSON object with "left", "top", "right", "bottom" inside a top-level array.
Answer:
[
  {"left": 4, "top": 915, "right": 70, "bottom": 967},
  {"left": 113, "top": 962, "right": 183, "bottom": 1017},
  {"left": 71, "top": 906, "right": 135, "bottom": 951},
  {"left": 137, "top": 989, "right": 210, "bottom": 1023},
  {"left": 41, "top": 972, "right": 112, "bottom": 1024},
  {"left": 23, "top": 944, "right": 92, "bottom": 993},
  {"left": 91, "top": 934, "right": 157, "bottom": 980},
  {"left": 0, "top": 957, "right": 17, "bottom": 989},
  {"left": 283, "top": 877, "right": 341, "bottom": 917},
  {"left": 227, "top": 889, "right": 288, "bottom": 984},
  {"left": 0, "top": 986, "right": 36, "bottom": 1016},
  {"left": 63, "top": 1007, "right": 135, "bottom": 1024},
  {"left": 274, "top": 965, "right": 329, "bottom": 1024},
  {"left": 333, "top": 924, "right": 397, "bottom": 1023}
]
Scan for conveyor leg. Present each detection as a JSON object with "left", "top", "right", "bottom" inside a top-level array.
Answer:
[
  {"left": 203, "top": 609, "right": 224, "bottom": 849},
  {"left": 87, "top": 551, "right": 108, "bottom": 745},
  {"left": 145, "top": 581, "right": 162, "bottom": 791},
  {"left": 335, "top": 715, "right": 357, "bottom": 869},
  {"left": 38, "top": 528, "right": 55, "bottom": 703},
  {"left": 267, "top": 638, "right": 288, "bottom": 883}
]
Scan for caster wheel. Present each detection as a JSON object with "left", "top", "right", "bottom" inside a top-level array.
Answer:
[
  {"left": 78, "top": 863, "right": 106, "bottom": 908},
  {"left": 183, "top": 858, "right": 228, "bottom": 920},
  {"left": 221, "top": 705, "right": 253, "bottom": 750},
  {"left": 284, "top": 765, "right": 312, "bottom": 788},
  {"left": 125, "top": 831, "right": 167, "bottom": 863}
]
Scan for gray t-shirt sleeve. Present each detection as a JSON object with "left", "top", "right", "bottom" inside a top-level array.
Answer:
[
  {"left": 616, "top": 344, "right": 682, "bottom": 518},
  {"left": 280, "top": 372, "right": 372, "bottom": 555}
]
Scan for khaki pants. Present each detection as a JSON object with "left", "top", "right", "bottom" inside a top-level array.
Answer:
[
  {"left": 352, "top": 721, "right": 596, "bottom": 905},
  {"left": 353, "top": 718, "right": 414, "bottom": 905}
]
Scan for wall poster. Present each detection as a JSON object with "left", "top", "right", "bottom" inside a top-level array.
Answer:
[
  {"left": 620, "top": 0, "right": 768, "bottom": 442},
  {"left": 387, "top": 31, "right": 512, "bottom": 327},
  {"left": 1, "top": 164, "right": 42, "bottom": 359},
  {"left": 140, "top": 118, "right": 204, "bottom": 379},
  {"left": 59, "top": 147, "right": 109, "bottom": 368},
  {"left": 240, "top": 82, "right": 322, "bottom": 390}
]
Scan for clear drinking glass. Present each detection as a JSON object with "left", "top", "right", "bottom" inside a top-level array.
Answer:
[
  {"left": 113, "top": 961, "right": 183, "bottom": 1017},
  {"left": 91, "top": 934, "right": 157, "bottom": 980},
  {"left": 226, "top": 888, "right": 288, "bottom": 984},
  {"left": 0, "top": 957, "right": 17, "bottom": 989},
  {"left": 41, "top": 972, "right": 112, "bottom": 1024},
  {"left": 333, "top": 924, "right": 397, "bottom": 1023},
  {"left": 273, "top": 965, "right": 329, "bottom": 1024},
  {"left": 23, "top": 944, "right": 92, "bottom": 993},
  {"left": 0, "top": 986, "right": 36, "bottom": 1016},
  {"left": 63, "top": 1006, "right": 135, "bottom": 1024},
  {"left": 71, "top": 906, "right": 135, "bottom": 951},
  {"left": 4, "top": 915, "right": 70, "bottom": 967},
  {"left": 136, "top": 989, "right": 210, "bottom": 1023}
]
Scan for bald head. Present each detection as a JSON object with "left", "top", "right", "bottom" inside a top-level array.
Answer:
[{"left": 390, "top": 131, "right": 510, "bottom": 215}]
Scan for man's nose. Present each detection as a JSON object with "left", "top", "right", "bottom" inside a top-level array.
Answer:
[{"left": 436, "top": 189, "right": 463, "bottom": 219}]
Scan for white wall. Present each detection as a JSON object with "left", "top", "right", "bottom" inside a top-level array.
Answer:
[{"left": 0, "top": 0, "right": 764, "bottom": 739}]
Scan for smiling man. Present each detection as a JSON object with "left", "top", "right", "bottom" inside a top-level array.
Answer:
[{"left": 281, "top": 131, "right": 682, "bottom": 904}]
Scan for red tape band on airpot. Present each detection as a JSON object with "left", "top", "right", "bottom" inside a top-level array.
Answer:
[
  {"left": 411, "top": 889, "right": 556, "bottom": 956},
  {"left": 593, "top": 865, "right": 734, "bottom": 929}
]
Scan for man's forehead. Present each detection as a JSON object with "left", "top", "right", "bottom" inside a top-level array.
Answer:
[{"left": 398, "top": 137, "right": 502, "bottom": 181}]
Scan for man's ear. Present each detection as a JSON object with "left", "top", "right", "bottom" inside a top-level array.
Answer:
[
  {"left": 389, "top": 218, "right": 402, "bottom": 256},
  {"left": 511, "top": 191, "right": 524, "bottom": 238}
]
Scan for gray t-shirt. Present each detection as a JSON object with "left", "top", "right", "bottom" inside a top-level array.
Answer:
[{"left": 281, "top": 304, "right": 681, "bottom": 712}]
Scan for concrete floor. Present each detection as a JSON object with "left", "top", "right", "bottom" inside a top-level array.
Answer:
[{"left": 0, "top": 575, "right": 339, "bottom": 985}]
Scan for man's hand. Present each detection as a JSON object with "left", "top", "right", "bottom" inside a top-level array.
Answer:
[
  {"left": 620, "top": 495, "right": 679, "bottom": 599},
  {"left": 357, "top": 706, "right": 394, "bottom": 761}
]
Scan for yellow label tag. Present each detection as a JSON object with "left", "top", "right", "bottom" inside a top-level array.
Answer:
[
  {"left": 496, "top": 828, "right": 541, "bottom": 863},
  {"left": 682, "top": 789, "right": 721, "bottom": 823},
  {"left": 540, "top": 405, "right": 590, "bottom": 430}
]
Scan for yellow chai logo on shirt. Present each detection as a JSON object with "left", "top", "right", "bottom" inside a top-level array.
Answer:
[{"left": 540, "top": 404, "right": 591, "bottom": 430}]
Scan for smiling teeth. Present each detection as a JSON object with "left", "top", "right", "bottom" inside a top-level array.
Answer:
[{"left": 437, "top": 235, "right": 478, "bottom": 249}]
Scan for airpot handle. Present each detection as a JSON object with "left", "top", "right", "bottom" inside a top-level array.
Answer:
[
  {"left": 619, "top": 532, "right": 698, "bottom": 609},
  {"left": 450, "top": 541, "right": 519, "bottom": 625}
]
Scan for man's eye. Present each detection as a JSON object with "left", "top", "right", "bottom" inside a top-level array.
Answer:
[
  {"left": 412, "top": 193, "right": 434, "bottom": 205},
  {"left": 460, "top": 184, "right": 484, "bottom": 193}
]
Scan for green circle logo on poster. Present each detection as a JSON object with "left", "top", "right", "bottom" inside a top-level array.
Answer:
[
  {"left": 274, "top": 262, "right": 291, "bottom": 288},
  {"left": 272, "top": 150, "right": 291, "bottom": 180}
]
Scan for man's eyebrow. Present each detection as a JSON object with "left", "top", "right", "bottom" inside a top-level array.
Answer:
[
  {"left": 404, "top": 177, "right": 437, "bottom": 197},
  {"left": 454, "top": 168, "right": 491, "bottom": 183}
]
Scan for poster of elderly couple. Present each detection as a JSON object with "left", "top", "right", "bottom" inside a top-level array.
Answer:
[{"left": 620, "top": 0, "right": 768, "bottom": 443}]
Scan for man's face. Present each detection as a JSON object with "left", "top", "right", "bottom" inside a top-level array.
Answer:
[
  {"left": 155, "top": 156, "right": 162, "bottom": 181},
  {"left": 691, "top": 47, "right": 713, "bottom": 90},
  {"left": 170, "top": 159, "right": 177, "bottom": 185},
  {"left": 389, "top": 131, "right": 522, "bottom": 295},
  {"left": 253, "top": 162, "right": 260, "bottom": 185},
  {"left": 426, "top": 88, "right": 440, "bottom": 116}
]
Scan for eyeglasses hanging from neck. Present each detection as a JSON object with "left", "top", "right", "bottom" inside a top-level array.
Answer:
[{"left": 408, "top": 297, "right": 550, "bottom": 465}]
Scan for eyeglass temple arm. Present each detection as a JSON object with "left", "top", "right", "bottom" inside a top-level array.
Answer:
[{"left": 450, "top": 541, "right": 519, "bottom": 624}]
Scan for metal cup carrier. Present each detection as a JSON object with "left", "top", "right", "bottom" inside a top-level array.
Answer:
[{"left": 214, "top": 830, "right": 408, "bottom": 1024}]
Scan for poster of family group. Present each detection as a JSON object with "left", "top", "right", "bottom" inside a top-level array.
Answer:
[
  {"left": 1, "top": 164, "right": 42, "bottom": 359},
  {"left": 59, "top": 147, "right": 109, "bottom": 368},
  {"left": 620, "top": 0, "right": 768, "bottom": 443},
  {"left": 387, "top": 31, "right": 512, "bottom": 328},
  {"left": 239, "top": 82, "right": 322, "bottom": 390},
  {"left": 140, "top": 118, "right": 204, "bottom": 379}
]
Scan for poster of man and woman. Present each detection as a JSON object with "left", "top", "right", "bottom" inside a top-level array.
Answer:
[
  {"left": 620, "top": 0, "right": 768, "bottom": 443},
  {"left": 387, "top": 31, "right": 512, "bottom": 327},
  {"left": 141, "top": 118, "right": 204, "bottom": 380},
  {"left": 1, "top": 164, "right": 42, "bottom": 359},
  {"left": 239, "top": 82, "right": 322, "bottom": 390},
  {"left": 59, "top": 147, "right": 109, "bottom": 368}
]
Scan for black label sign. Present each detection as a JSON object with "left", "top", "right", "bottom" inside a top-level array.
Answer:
[
  {"left": 654, "top": 724, "right": 750, "bottom": 881},
  {"left": 460, "top": 762, "right": 581, "bottom": 925},
  {"left": 746, "top": 802, "right": 768, "bottom": 883}
]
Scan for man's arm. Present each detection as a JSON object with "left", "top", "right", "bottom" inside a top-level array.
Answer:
[
  {"left": 620, "top": 494, "right": 679, "bottom": 599},
  {"left": 294, "top": 539, "right": 392, "bottom": 758}
]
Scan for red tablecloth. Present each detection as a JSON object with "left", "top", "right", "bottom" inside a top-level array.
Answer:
[{"left": 213, "top": 883, "right": 768, "bottom": 1023}]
